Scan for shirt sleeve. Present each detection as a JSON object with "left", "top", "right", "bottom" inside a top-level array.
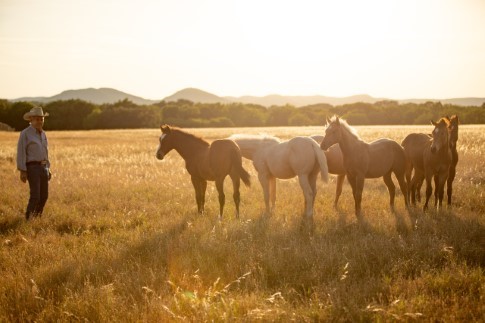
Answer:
[{"left": 16, "top": 131, "right": 27, "bottom": 171}]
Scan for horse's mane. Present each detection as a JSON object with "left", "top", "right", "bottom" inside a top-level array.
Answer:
[
  {"left": 229, "top": 133, "right": 281, "bottom": 144},
  {"left": 437, "top": 117, "right": 451, "bottom": 127},
  {"left": 328, "top": 115, "right": 361, "bottom": 140},
  {"left": 171, "top": 127, "right": 210, "bottom": 147}
]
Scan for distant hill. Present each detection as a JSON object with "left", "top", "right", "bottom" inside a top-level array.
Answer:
[
  {"left": 224, "top": 94, "right": 384, "bottom": 107},
  {"left": 163, "top": 88, "right": 229, "bottom": 104},
  {"left": 10, "top": 87, "right": 485, "bottom": 107},
  {"left": 399, "top": 97, "right": 485, "bottom": 106},
  {"left": 12, "top": 88, "right": 157, "bottom": 105}
]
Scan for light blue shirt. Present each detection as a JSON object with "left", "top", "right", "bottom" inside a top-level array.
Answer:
[{"left": 16, "top": 125, "right": 50, "bottom": 171}]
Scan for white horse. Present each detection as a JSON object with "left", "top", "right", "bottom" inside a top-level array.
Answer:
[{"left": 230, "top": 134, "right": 328, "bottom": 218}]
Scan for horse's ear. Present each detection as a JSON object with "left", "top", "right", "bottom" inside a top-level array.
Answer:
[
  {"left": 430, "top": 120, "right": 437, "bottom": 126},
  {"left": 326, "top": 116, "right": 331, "bottom": 124},
  {"left": 161, "top": 125, "right": 171, "bottom": 134},
  {"left": 336, "top": 116, "right": 340, "bottom": 125}
]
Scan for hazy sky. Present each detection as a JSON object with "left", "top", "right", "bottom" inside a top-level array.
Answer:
[{"left": 1, "top": 0, "right": 484, "bottom": 100}]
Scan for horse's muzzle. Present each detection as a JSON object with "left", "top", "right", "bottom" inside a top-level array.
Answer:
[{"left": 156, "top": 153, "right": 164, "bottom": 160}]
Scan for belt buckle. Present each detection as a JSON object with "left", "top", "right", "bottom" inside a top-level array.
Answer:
[{"left": 40, "top": 160, "right": 47, "bottom": 165}]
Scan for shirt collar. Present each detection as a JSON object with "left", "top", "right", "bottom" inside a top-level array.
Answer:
[{"left": 29, "top": 125, "right": 44, "bottom": 134}]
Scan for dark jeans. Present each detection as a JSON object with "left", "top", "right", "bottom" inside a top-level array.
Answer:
[{"left": 26, "top": 164, "right": 49, "bottom": 219}]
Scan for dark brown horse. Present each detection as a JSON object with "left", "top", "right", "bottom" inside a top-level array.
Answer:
[
  {"left": 156, "top": 125, "right": 250, "bottom": 219},
  {"left": 402, "top": 115, "right": 458, "bottom": 206},
  {"left": 320, "top": 116, "right": 408, "bottom": 218},
  {"left": 422, "top": 118, "right": 452, "bottom": 211},
  {"left": 446, "top": 115, "right": 459, "bottom": 205},
  {"left": 401, "top": 133, "right": 431, "bottom": 204}
]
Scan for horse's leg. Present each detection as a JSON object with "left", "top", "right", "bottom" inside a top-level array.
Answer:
[
  {"left": 423, "top": 172, "right": 433, "bottom": 211},
  {"left": 258, "top": 172, "right": 271, "bottom": 216},
  {"left": 334, "top": 174, "right": 345, "bottom": 208},
  {"left": 416, "top": 176, "right": 424, "bottom": 202},
  {"left": 395, "top": 172, "right": 408, "bottom": 207},
  {"left": 269, "top": 176, "right": 276, "bottom": 214},
  {"left": 410, "top": 172, "right": 418, "bottom": 205},
  {"left": 447, "top": 165, "right": 456, "bottom": 206},
  {"left": 410, "top": 170, "right": 424, "bottom": 206},
  {"left": 405, "top": 162, "right": 413, "bottom": 204},
  {"left": 200, "top": 180, "right": 207, "bottom": 214},
  {"left": 191, "top": 176, "right": 203, "bottom": 214},
  {"left": 383, "top": 172, "right": 396, "bottom": 209},
  {"left": 433, "top": 175, "right": 439, "bottom": 207},
  {"left": 347, "top": 174, "right": 357, "bottom": 203},
  {"left": 309, "top": 170, "right": 318, "bottom": 206},
  {"left": 298, "top": 174, "right": 314, "bottom": 218},
  {"left": 437, "top": 171, "right": 448, "bottom": 210},
  {"left": 347, "top": 174, "right": 363, "bottom": 218},
  {"left": 215, "top": 177, "right": 226, "bottom": 219},
  {"left": 230, "top": 171, "right": 241, "bottom": 219},
  {"left": 354, "top": 175, "right": 365, "bottom": 218}
]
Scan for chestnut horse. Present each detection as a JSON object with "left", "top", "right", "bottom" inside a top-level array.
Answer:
[
  {"left": 402, "top": 118, "right": 452, "bottom": 211},
  {"left": 320, "top": 116, "right": 408, "bottom": 218},
  {"left": 156, "top": 125, "right": 250, "bottom": 219},
  {"left": 402, "top": 115, "right": 458, "bottom": 206}
]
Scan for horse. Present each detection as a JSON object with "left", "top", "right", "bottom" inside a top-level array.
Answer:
[
  {"left": 229, "top": 134, "right": 328, "bottom": 218},
  {"left": 320, "top": 116, "right": 408, "bottom": 218},
  {"left": 156, "top": 125, "right": 250, "bottom": 219},
  {"left": 401, "top": 133, "right": 431, "bottom": 204},
  {"left": 403, "top": 118, "right": 451, "bottom": 211},
  {"left": 446, "top": 115, "right": 459, "bottom": 205},
  {"left": 313, "top": 135, "right": 400, "bottom": 209},
  {"left": 310, "top": 135, "right": 347, "bottom": 207},
  {"left": 402, "top": 115, "right": 458, "bottom": 206}
]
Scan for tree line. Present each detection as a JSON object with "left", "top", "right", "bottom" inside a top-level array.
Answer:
[{"left": 0, "top": 98, "right": 484, "bottom": 131}]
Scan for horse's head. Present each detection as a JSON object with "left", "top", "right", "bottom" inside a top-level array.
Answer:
[
  {"left": 321, "top": 116, "right": 341, "bottom": 150},
  {"left": 448, "top": 115, "right": 459, "bottom": 149},
  {"left": 430, "top": 118, "right": 450, "bottom": 154},
  {"left": 156, "top": 125, "right": 175, "bottom": 160}
]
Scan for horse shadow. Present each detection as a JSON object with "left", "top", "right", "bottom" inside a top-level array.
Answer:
[{"left": 32, "top": 213, "right": 192, "bottom": 306}]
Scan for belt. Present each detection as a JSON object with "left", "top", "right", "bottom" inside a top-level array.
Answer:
[{"left": 26, "top": 161, "right": 47, "bottom": 166}]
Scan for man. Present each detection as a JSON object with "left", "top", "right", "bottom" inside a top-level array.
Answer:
[{"left": 17, "top": 106, "right": 52, "bottom": 220}]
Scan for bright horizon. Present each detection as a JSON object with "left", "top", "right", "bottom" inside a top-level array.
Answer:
[{"left": 1, "top": 0, "right": 484, "bottom": 100}]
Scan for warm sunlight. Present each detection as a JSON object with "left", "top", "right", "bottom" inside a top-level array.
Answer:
[{"left": 0, "top": 0, "right": 484, "bottom": 99}]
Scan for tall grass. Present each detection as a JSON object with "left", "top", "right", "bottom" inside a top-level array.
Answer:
[{"left": 0, "top": 126, "right": 483, "bottom": 321}]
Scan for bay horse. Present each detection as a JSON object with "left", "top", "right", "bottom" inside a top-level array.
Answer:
[
  {"left": 446, "top": 115, "right": 459, "bottom": 205},
  {"left": 403, "top": 118, "right": 452, "bottom": 211},
  {"left": 156, "top": 125, "right": 250, "bottom": 219},
  {"left": 310, "top": 135, "right": 347, "bottom": 207},
  {"left": 320, "top": 116, "right": 408, "bottom": 218},
  {"left": 229, "top": 134, "right": 328, "bottom": 218},
  {"left": 402, "top": 115, "right": 458, "bottom": 206}
]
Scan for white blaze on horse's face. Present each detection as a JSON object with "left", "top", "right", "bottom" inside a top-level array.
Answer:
[{"left": 156, "top": 134, "right": 167, "bottom": 160}]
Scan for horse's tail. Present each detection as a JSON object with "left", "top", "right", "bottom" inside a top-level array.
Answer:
[
  {"left": 312, "top": 141, "right": 329, "bottom": 183},
  {"left": 231, "top": 147, "right": 251, "bottom": 187}
]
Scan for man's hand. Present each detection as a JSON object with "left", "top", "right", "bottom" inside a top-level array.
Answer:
[
  {"left": 48, "top": 170, "right": 52, "bottom": 181},
  {"left": 20, "top": 170, "right": 27, "bottom": 183}
]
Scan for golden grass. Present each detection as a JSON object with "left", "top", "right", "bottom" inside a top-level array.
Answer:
[{"left": 0, "top": 126, "right": 484, "bottom": 321}]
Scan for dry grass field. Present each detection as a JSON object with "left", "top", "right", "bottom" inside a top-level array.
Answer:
[{"left": 0, "top": 125, "right": 484, "bottom": 321}]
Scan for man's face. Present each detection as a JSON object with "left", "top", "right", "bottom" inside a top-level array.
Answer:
[{"left": 30, "top": 116, "right": 44, "bottom": 130}]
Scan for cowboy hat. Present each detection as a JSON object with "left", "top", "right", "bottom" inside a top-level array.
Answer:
[{"left": 23, "top": 106, "right": 49, "bottom": 121}]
